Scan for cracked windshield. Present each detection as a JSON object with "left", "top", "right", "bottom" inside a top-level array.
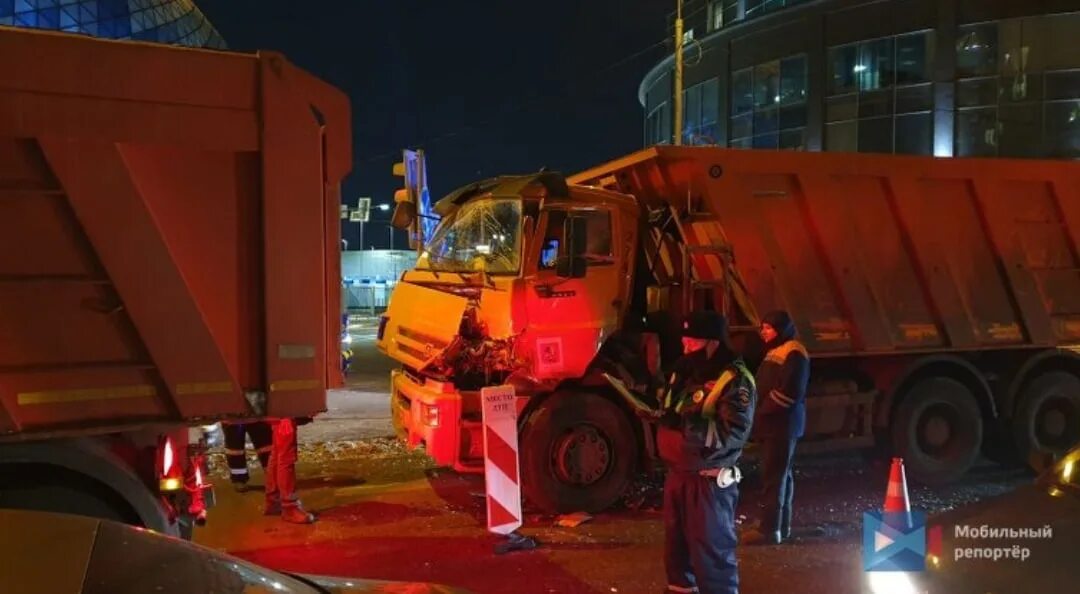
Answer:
[{"left": 421, "top": 198, "right": 522, "bottom": 274}]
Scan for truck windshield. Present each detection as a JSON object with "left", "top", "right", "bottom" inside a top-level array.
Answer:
[{"left": 421, "top": 198, "right": 522, "bottom": 274}]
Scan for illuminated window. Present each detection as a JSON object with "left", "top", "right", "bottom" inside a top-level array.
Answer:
[
  {"left": 645, "top": 102, "right": 672, "bottom": 146},
  {"left": 682, "top": 78, "right": 720, "bottom": 145},
  {"left": 730, "top": 54, "right": 807, "bottom": 150},
  {"left": 0, "top": 0, "right": 226, "bottom": 48},
  {"left": 955, "top": 14, "right": 1080, "bottom": 158},
  {"left": 826, "top": 31, "right": 934, "bottom": 155}
]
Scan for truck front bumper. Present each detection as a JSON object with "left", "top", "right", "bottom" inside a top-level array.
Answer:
[{"left": 390, "top": 369, "right": 483, "bottom": 472}]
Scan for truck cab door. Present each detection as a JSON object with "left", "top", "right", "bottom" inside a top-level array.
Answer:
[{"left": 524, "top": 207, "right": 620, "bottom": 380}]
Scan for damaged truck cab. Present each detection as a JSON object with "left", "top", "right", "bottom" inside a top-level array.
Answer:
[{"left": 377, "top": 173, "right": 648, "bottom": 513}]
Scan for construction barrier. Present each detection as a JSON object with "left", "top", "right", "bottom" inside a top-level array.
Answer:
[{"left": 480, "top": 385, "right": 523, "bottom": 535}]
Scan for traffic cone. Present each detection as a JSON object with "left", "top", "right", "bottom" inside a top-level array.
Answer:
[{"left": 883, "top": 457, "right": 912, "bottom": 529}]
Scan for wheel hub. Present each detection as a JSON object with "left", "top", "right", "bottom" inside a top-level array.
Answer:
[
  {"left": 925, "top": 415, "right": 952, "bottom": 448},
  {"left": 552, "top": 425, "right": 611, "bottom": 487}
]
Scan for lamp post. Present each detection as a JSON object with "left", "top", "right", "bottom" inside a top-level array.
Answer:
[{"left": 376, "top": 203, "right": 392, "bottom": 250}]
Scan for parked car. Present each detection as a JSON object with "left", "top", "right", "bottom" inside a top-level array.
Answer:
[{"left": 2, "top": 509, "right": 472, "bottom": 594}]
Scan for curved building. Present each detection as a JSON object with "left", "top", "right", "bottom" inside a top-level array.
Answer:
[
  {"left": 0, "top": 0, "right": 226, "bottom": 48},
  {"left": 640, "top": 0, "right": 1080, "bottom": 158}
]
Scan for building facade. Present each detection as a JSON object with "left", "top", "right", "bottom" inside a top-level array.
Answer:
[
  {"left": 640, "top": 0, "right": 1080, "bottom": 158},
  {"left": 0, "top": 0, "right": 226, "bottom": 48}
]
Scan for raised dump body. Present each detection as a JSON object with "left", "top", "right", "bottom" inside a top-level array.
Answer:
[
  {"left": 0, "top": 26, "right": 350, "bottom": 535},
  {"left": 0, "top": 26, "right": 350, "bottom": 434},
  {"left": 571, "top": 146, "right": 1080, "bottom": 479},
  {"left": 570, "top": 146, "right": 1080, "bottom": 355},
  {"left": 382, "top": 145, "right": 1080, "bottom": 513}
]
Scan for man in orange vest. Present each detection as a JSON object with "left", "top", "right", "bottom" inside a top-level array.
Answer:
[{"left": 742, "top": 310, "right": 810, "bottom": 546}]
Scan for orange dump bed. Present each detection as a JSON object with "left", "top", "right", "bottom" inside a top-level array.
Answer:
[
  {"left": 0, "top": 27, "right": 350, "bottom": 437},
  {"left": 571, "top": 146, "right": 1080, "bottom": 356}
]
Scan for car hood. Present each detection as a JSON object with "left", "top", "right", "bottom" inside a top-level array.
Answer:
[
  {"left": 916, "top": 483, "right": 1080, "bottom": 593},
  {"left": 299, "top": 574, "right": 472, "bottom": 594}
]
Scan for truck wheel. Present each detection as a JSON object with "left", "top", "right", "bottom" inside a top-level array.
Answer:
[
  {"left": 0, "top": 466, "right": 133, "bottom": 525},
  {"left": 891, "top": 377, "right": 982, "bottom": 485},
  {"left": 1013, "top": 371, "right": 1080, "bottom": 469},
  {"left": 520, "top": 391, "right": 638, "bottom": 514}
]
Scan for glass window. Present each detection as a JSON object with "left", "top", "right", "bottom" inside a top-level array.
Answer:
[
  {"left": 957, "top": 78, "right": 999, "bottom": 108},
  {"left": 745, "top": 0, "right": 763, "bottom": 19},
  {"left": 827, "top": 31, "right": 934, "bottom": 154},
  {"left": 731, "top": 55, "right": 806, "bottom": 150},
  {"left": 857, "top": 38, "right": 895, "bottom": 91},
  {"left": 858, "top": 117, "right": 894, "bottom": 153},
  {"left": 956, "top": 108, "right": 999, "bottom": 157},
  {"left": 896, "top": 84, "right": 934, "bottom": 113},
  {"left": 957, "top": 24, "right": 998, "bottom": 78},
  {"left": 732, "top": 68, "right": 754, "bottom": 115},
  {"left": 731, "top": 113, "right": 753, "bottom": 142},
  {"left": 895, "top": 113, "right": 933, "bottom": 155},
  {"left": 829, "top": 44, "right": 858, "bottom": 95},
  {"left": 896, "top": 32, "right": 933, "bottom": 85},
  {"left": 826, "top": 94, "right": 858, "bottom": 122},
  {"left": 1046, "top": 71, "right": 1080, "bottom": 101},
  {"left": 1045, "top": 100, "right": 1080, "bottom": 157},
  {"left": 998, "top": 104, "right": 1042, "bottom": 157},
  {"left": 826, "top": 121, "right": 858, "bottom": 152},
  {"left": 780, "top": 55, "right": 807, "bottom": 104},
  {"left": 779, "top": 129, "right": 806, "bottom": 150},
  {"left": 539, "top": 210, "right": 613, "bottom": 269},
  {"left": 754, "top": 60, "right": 781, "bottom": 109}
]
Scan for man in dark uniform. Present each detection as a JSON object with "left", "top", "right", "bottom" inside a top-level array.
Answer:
[
  {"left": 657, "top": 311, "right": 757, "bottom": 594},
  {"left": 741, "top": 310, "right": 810, "bottom": 546}
]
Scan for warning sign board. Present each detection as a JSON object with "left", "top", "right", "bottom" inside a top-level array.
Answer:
[{"left": 481, "top": 385, "right": 522, "bottom": 535}]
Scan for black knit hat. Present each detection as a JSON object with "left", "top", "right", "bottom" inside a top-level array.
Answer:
[
  {"left": 682, "top": 311, "right": 728, "bottom": 340},
  {"left": 762, "top": 310, "right": 796, "bottom": 342}
]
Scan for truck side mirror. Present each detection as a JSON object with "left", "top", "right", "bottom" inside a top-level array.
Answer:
[
  {"left": 390, "top": 202, "right": 415, "bottom": 230},
  {"left": 556, "top": 216, "right": 587, "bottom": 278}
]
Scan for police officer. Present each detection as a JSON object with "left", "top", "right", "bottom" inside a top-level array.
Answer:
[
  {"left": 657, "top": 311, "right": 756, "bottom": 594},
  {"left": 741, "top": 310, "right": 809, "bottom": 546}
]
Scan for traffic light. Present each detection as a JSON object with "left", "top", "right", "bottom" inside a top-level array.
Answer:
[{"left": 392, "top": 149, "right": 425, "bottom": 248}]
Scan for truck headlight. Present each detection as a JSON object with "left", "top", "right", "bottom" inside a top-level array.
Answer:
[{"left": 341, "top": 334, "right": 353, "bottom": 346}]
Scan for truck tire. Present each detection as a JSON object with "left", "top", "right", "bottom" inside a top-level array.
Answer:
[
  {"left": 520, "top": 391, "right": 638, "bottom": 514},
  {"left": 1013, "top": 371, "right": 1080, "bottom": 470},
  {"left": 891, "top": 377, "right": 982, "bottom": 485},
  {"left": 0, "top": 466, "right": 134, "bottom": 525}
]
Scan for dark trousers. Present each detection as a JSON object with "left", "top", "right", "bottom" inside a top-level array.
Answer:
[
  {"left": 222, "top": 421, "right": 272, "bottom": 483},
  {"left": 664, "top": 471, "right": 739, "bottom": 594},
  {"left": 760, "top": 436, "right": 797, "bottom": 536}
]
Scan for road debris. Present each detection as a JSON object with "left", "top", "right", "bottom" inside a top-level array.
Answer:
[{"left": 554, "top": 512, "right": 593, "bottom": 527}]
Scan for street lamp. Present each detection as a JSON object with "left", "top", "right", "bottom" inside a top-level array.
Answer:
[{"left": 376, "top": 204, "right": 392, "bottom": 249}]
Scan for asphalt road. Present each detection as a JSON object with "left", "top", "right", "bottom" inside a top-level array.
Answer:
[{"left": 197, "top": 315, "right": 1036, "bottom": 594}]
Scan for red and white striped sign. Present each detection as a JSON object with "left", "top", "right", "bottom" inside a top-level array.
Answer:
[{"left": 480, "top": 385, "right": 522, "bottom": 535}]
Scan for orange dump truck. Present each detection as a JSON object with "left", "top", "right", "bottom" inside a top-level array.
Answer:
[
  {"left": 0, "top": 27, "right": 350, "bottom": 536},
  {"left": 379, "top": 145, "right": 1080, "bottom": 513}
]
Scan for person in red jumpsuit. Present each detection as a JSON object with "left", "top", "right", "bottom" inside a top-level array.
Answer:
[{"left": 264, "top": 417, "right": 316, "bottom": 524}]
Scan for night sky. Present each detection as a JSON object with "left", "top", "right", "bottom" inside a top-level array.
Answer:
[{"left": 197, "top": 0, "right": 670, "bottom": 249}]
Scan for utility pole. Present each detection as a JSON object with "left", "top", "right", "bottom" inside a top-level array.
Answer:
[{"left": 673, "top": 0, "right": 685, "bottom": 146}]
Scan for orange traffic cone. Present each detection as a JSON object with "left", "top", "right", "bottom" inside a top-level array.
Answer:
[{"left": 883, "top": 457, "right": 912, "bottom": 528}]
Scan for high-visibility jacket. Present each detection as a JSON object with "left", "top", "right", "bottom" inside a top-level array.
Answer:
[
  {"left": 754, "top": 339, "right": 810, "bottom": 439},
  {"left": 657, "top": 355, "right": 757, "bottom": 472}
]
